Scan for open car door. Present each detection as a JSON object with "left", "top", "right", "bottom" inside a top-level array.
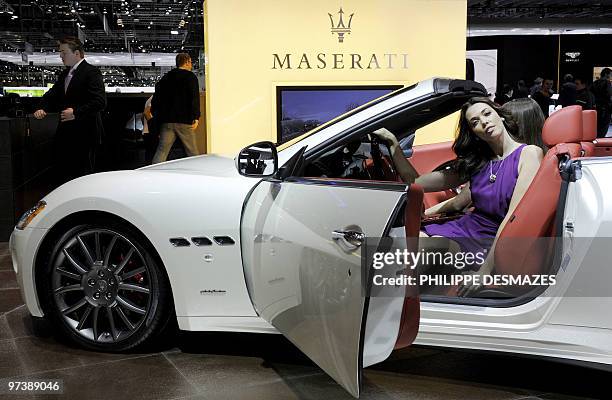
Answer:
[{"left": 241, "top": 178, "right": 422, "bottom": 397}]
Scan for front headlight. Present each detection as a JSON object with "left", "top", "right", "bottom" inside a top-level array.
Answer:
[{"left": 16, "top": 200, "right": 46, "bottom": 230}]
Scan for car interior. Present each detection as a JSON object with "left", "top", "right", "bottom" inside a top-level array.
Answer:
[{"left": 293, "top": 100, "right": 599, "bottom": 304}]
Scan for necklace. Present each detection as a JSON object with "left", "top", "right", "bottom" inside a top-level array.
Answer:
[{"left": 489, "top": 159, "right": 503, "bottom": 183}]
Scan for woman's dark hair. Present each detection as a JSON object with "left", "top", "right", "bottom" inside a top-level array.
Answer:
[
  {"left": 501, "top": 98, "right": 547, "bottom": 153},
  {"left": 451, "top": 96, "right": 519, "bottom": 182}
]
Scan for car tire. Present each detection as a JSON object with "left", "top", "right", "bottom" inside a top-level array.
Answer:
[{"left": 39, "top": 220, "right": 175, "bottom": 352}]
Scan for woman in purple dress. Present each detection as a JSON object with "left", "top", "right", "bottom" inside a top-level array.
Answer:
[{"left": 374, "top": 97, "right": 543, "bottom": 297}]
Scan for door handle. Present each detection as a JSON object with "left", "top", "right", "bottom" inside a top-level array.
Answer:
[{"left": 332, "top": 230, "right": 365, "bottom": 251}]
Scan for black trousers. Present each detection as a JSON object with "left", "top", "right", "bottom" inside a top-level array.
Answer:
[
  {"left": 53, "top": 126, "right": 96, "bottom": 185},
  {"left": 596, "top": 106, "right": 611, "bottom": 138}
]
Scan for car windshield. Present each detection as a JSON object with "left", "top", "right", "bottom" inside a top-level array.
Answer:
[{"left": 277, "top": 83, "right": 418, "bottom": 151}]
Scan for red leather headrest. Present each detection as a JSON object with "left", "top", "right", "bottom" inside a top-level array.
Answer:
[
  {"left": 582, "top": 110, "right": 597, "bottom": 142},
  {"left": 542, "top": 105, "right": 583, "bottom": 147}
]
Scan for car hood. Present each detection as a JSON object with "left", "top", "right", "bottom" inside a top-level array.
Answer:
[{"left": 139, "top": 154, "right": 239, "bottom": 177}]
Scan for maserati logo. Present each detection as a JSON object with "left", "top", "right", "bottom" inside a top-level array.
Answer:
[
  {"left": 329, "top": 7, "right": 354, "bottom": 43},
  {"left": 565, "top": 52, "right": 581, "bottom": 59}
]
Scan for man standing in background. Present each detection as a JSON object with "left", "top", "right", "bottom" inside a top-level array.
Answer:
[
  {"left": 151, "top": 53, "right": 200, "bottom": 164},
  {"left": 575, "top": 77, "right": 595, "bottom": 110},
  {"left": 34, "top": 36, "right": 106, "bottom": 183},
  {"left": 592, "top": 68, "right": 612, "bottom": 137},
  {"left": 532, "top": 78, "right": 555, "bottom": 117},
  {"left": 558, "top": 73, "right": 577, "bottom": 108}
]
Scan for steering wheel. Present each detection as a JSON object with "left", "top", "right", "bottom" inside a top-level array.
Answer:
[{"left": 367, "top": 135, "right": 399, "bottom": 181}]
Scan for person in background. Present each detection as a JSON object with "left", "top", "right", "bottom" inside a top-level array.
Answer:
[
  {"left": 529, "top": 77, "right": 543, "bottom": 97},
  {"left": 575, "top": 77, "right": 595, "bottom": 110},
  {"left": 501, "top": 98, "right": 547, "bottom": 154},
  {"left": 494, "top": 83, "right": 513, "bottom": 105},
  {"left": 591, "top": 68, "right": 612, "bottom": 137},
  {"left": 558, "top": 73, "right": 577, "bottom": 108},
  {"left": 33, "top": 36, "right": 106, "bottom": 183},
  {"left": 532, "top": 78, "right": 555, "bottom": 117},
  {"left": 514, "top": 80, "right": 529, "bottom": 99},
  {"left": 150, "top": 53, "right": 200, "bottom": 163},
  {"left": 142, "top": 95, "right": 158, "bottom": 163}
]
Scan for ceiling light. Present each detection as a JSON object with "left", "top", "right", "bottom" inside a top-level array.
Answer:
[{"left": 171, "top": 30, "right": 179, "bottom": 35}]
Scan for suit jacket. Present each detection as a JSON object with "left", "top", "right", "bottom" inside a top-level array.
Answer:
[{"left": 40, "top": 59, "right": 106, "bottom": 145}]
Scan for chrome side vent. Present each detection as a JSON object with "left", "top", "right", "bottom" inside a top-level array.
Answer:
[
  {"left": 192, "top": 237, "right": 213, "bottom": 246},
  {"left": 213, "top": 236, "right": 235, "bottom": 246},
  {"left": 169, "top": 238, "right": 190, "bottom": 247}
]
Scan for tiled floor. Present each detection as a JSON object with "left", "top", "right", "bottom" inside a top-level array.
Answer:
[{"left": 0, "top": 242, "right": 608, "bottom": 400}]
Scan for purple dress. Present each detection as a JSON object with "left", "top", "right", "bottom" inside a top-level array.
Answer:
[{"left": 423, "top": 144, "right": 526, "bottom": 256}]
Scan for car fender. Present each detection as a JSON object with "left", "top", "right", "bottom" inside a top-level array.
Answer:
[{"left": 27, "top": 168, "right": 261, "bottom": 318}]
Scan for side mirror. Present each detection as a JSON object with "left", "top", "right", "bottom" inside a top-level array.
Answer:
[{"left": 235, "top": 141, "right": 278, "bottom": 177}]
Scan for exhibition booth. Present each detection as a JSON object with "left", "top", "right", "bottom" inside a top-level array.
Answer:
[
  {"left": 3, "top": 1, "right": 612, "bottom": 399},
  {"left": 203, "top": 0, "right": 467, "bottom": 152}
]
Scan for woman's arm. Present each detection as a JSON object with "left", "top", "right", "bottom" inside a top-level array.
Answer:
[
  {"left": 372, "top": 128, "right": 464, "bottom": 192},
  {"left": 424, "top": 184, "right": 471, "bottom": 216},
  {"left": 458, "top": 145, "right": 544, "bottom": 296}
]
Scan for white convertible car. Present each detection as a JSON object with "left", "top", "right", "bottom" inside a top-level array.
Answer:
[{"left": 9, "top": 78, "right": 612, "bottom": 397}]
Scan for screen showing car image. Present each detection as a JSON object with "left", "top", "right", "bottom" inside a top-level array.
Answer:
[{"left": 277, "top": 85, "right": 401, "bottom": 144}]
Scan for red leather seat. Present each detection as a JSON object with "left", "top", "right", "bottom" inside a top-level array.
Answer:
[
  {"left": 494, "top": 106, "right": 583, "bottom": 277},
  {"left": 410, "top": 141, "right": 456, "bottom": 209},
  {"left": 594, "top": 137, "right": 612, "bottom": 157},
  {"left": 581, "top": 109, "right": 597, "bottom": 157}
]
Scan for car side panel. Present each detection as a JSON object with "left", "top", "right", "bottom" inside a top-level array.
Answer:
[
  {"left": 549, "top": 159, "right": 612, "bottom": 330},
  {"left": 16, "top": 170, "right": 259, "bottom": 319}
]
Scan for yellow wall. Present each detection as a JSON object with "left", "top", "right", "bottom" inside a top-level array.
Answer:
[{"left": 204, "top": 0, "right": 467, "bottom": 154}]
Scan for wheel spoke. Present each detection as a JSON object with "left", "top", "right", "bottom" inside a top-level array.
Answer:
[
  {"left": 56, "top": 268, "right": 81, "bottom": 281},
  {"left": 54, "top": 284, "right": 83, "bottom": 295},
  {"left": 121, "top": 266, "right": 146, "bottom": 281},
  {"left": 106, "top": 307, "right": 118, "bottom": 341},
  {"left": 116, "top": 295, "right": 146, "bottom": 315},
  {"left": 95, "top": 232, "right": 102, "bottom": 262},
  {"left": 118, "top": 283, "right": 150, "bottom": 294},
  {"left": 62, "top": 248, "right": 88, "bottom": 275},
  {"left": 76, "top": 305, "right": 93, "bottom": 330},
  {"left": 115, "top": 248, "right": 135, "bottom": 275},
  {"left": 77, "top": 235, "right": 95, "bottom": 266},
  {"left": 115, "top": 306, "right": 135, "bottom": 331},
  {"left": 92, "top": 307, "right": 100, "bottom": 342},
  {"left": 103, "top": 235, "right": 118, "bottom": 267},
  {"left": 61, "top": 298, "right": 88, "bottom": 315}
]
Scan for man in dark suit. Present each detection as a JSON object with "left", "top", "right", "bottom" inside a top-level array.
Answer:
[
  {"left": 592, "top": 68, "right": 612, "bottom": 137},
  {"left": 34, "top": 36, "right": 106, "bottom": 182}
]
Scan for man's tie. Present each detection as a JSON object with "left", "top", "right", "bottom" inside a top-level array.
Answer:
[{"left": 64, "top": 69, "right": 74, "bottom": 93}]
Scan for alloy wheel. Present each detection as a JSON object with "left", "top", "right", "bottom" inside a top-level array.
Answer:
[{"left": 51, "top": 229, "right": 154, "bottom": 344}]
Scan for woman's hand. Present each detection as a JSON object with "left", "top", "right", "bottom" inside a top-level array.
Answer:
[{"left": 372, "top": 128, "right": 400, "bottom": 148}]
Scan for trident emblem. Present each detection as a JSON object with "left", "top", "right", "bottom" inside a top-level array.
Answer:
[{"left": 328, "top": 8, "right": 354, "bottom": 43}]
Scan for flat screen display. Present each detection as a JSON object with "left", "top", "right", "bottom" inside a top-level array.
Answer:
[
  {"left": 277, "top": 85, "right": 401, "bottom": 144},
  {"left": 3, "top": 87, "right": 48, "bottom": 97},
  {"left": 593, "top": 66, "right": 612, "bottom": 82}
]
